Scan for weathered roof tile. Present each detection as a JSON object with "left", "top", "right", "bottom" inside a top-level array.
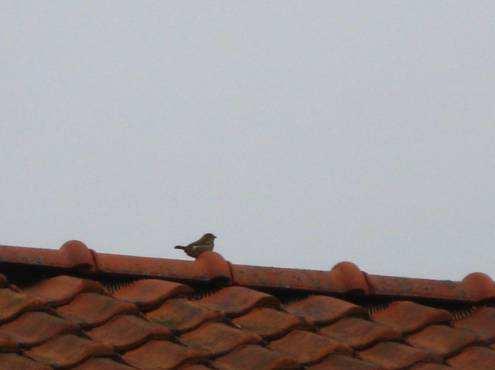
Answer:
[
  {"left": 86, "top": 314, "right": 171, "bottom": 351},
  {"left": 372, "top": 301, "right": 453, "bottom": 334},
  {"left": 113, "top": 279, "right": 192, "bottom": 310},
  {"left": 57, "top": 292, "right": 137, "bottom": 328},
  {"left": 268, "top": 330, "right": 351, "bottom": 365}
]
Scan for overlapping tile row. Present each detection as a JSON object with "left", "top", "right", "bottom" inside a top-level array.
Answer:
[{"left": 2, "top": 269, "right": 495, "bottom": 369}]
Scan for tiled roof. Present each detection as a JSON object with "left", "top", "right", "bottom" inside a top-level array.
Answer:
[{"left": 0, "top": 241, "right": 494, "bottom": 369}]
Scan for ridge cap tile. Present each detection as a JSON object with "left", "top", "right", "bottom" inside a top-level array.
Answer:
[
  {"left": 3, "top": 242, "right": 495, "bottom": 303},
  {"left": 72, "top": 357, "right": 136, "bottom": 370},
  {"left": 112, "top": 279, "right": 193, "bottom": 310}
]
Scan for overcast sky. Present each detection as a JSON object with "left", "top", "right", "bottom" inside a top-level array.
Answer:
[{"left": 1, "top": 2, "right": 494, "bottom": 280}]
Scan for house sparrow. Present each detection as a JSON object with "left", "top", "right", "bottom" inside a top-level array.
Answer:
[{"left": 174, "top": 233, "right": 216, "bottom": 258}]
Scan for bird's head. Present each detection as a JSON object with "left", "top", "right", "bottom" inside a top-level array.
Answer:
[{"left": 204, "top": 233, "right": 216, "bottom": 240}]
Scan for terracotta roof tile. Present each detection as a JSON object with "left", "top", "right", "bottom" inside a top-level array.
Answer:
[
  {"left": 447, "top": 346, "right": 495, "bottom": 369},
  {"left": 57, "top": 292, "right": 138, "bottom": 328},
  {"left": 285, "top": 295, "right": 365, "bottom": 325},
  {"left": 122, "top": 339, "right": 204, "bottom": 369},
  {"left": 0, "top": 353, "right": 52, "bottom": 370},
  {"left": 196, "top": 286, "right": 280, "bottom": 317},
  {"left": 72, "top": 357, "right": 135, "bottom": 370},
  {"left": 25, "top": 275, "right": 105, "bottom": 306},
  {"left": 453, "top": 306, "right": 495, "bottom": 342},
  {"left": 3, "top": 240, "right": 495, "bottom": 369},
  {"left": 180, "top": 321, "right": 261, "bottom": 356},
  {"left": 308, "top": 354, "right": 382, "bottom": 370},
  {"left": 406, "top": 324, "right": 478, "bottom": 358},
  {"left": 410, "top": 364, "right": 453, "bottom": 370},
  {"left": 320, "top": 317, "right": 400, "bottom": 349},
  {"left": 86, "top": 314, "right": 172, "bottom": 351},
  {"left": 0, "top": 332, "right": 17, "bottom": 351},
  {"left": 25, "top": 334, "right": 113, "bottom": 368},
  {"left": 212, "top": 344, "right": 298, "bottom": 370},
  {"left": 113, "top": 279, "right": 192, "bottom": 310},
  {"left": 232, "top": 307, "right": 303, "bottom": 339},
  {"left": 0, "top": 311, "right": 78, "bottom": 346},
  {"left": 371, "top": 301, "right": 453, "bottom": 334},
  {"left": 358, "top": 342, "right": 430, "bottom": 370},
  {"left": 0, "top": 288, "right": 43, "bottom": 323},
  {"left": 268, "top": 329, "right": 351, "bottom": 365},
  {"left": 146, "top": 297, "right": 222, "bottom": 332}
]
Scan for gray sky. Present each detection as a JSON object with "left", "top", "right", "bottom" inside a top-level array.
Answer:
[{"left": 1, "top": 2, "right": 494, "bottom": 280}]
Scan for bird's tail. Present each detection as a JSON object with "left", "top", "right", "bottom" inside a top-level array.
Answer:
[{"left": 174, "top": 245, "right": 186, "bottom": 250}]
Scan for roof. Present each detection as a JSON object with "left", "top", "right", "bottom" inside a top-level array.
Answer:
[{"left": 0, "top": 240, "right": 494, "bottom": 370}]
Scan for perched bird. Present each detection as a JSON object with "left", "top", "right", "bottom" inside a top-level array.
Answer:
[{"left": 174, "top": 233, "right": 216, "bottom": 258}]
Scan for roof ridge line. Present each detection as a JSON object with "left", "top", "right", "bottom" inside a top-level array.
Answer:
[{"left": 1, "top": 241, "right": 494, "bottom": 303}]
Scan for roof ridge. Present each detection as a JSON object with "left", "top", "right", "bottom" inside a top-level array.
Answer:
[{"left": 1, "top": 241, "right": 494, "bottom": 303}]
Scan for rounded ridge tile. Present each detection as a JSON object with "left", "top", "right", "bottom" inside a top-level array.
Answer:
[
  {"left": 59, "top": 240, "right": 96, "bottom": 271},
  {"left": 112, "top": 279, "right": 193, "bottom": 310},
  {"left": 24, "top": 275, "right": 106, "bottom": 306},
  {"left": 329, "top": 262, "right": 369, "bottom": 294},
  {"left": 193, "top": 251, "right": 232, "bottom": 283},
  {"left": 461, "top": 272, "right": 495, "bottom": 301}
]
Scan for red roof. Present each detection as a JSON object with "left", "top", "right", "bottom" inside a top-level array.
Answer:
[{"left": 0, "top": 240, "right": 495, "bottom": 369}]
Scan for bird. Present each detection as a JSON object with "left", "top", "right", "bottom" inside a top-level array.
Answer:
[{"left": 174, "top": 233, "right": 216, "bottom": 258}]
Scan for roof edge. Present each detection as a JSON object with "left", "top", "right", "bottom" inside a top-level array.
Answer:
[{"left": 1, "top": 241, "right": 494, "bottom": 303}]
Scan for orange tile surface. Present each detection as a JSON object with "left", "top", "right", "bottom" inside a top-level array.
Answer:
[{"left": 1, "top": 240, "right": 495, "bottom": 369}]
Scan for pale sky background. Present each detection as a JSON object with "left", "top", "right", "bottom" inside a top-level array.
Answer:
[{"left": 1, "top": 2, "right": 494, "bottom": 280}]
